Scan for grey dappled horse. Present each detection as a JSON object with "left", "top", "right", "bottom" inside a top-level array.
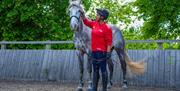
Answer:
[{"left": 68, "top": 0, "right": 145, "bottom": 90}]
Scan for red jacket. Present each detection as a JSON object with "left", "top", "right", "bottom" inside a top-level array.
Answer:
[{"left": 83, "top": 18, "right": 112, "bottom": 52}]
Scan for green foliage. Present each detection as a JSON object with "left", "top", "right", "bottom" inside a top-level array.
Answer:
[
  {"left": 134, "top": 0, "right": 180, "bottom": 39},
  {"left": 86, "top": 0, "right": 179, "bottom": 49},
  {"left": 0, "top": 0, "right": 179, "bottom": 49},
  {"left": 0, "top": 0, "right": 73, "bottom": 49},
  {"left": 82, "top": 0, "right": 92, "bottom": 11},
  {"left": 87, "top": 0, "right": 134, "bottom": 25}
]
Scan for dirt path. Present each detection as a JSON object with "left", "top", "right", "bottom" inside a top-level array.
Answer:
[{"left": 0, "top": 81, "right": 177, "bottom": 91}]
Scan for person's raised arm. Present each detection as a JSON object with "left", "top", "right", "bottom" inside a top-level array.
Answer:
[{"left": 81, "top": 12, "right": 93, "bottom": 28}]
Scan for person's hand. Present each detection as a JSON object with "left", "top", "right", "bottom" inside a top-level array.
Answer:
[
  {"left": 80, "top": 10, "right": 85, "bottom": 19},
  {"left": 87, "top": 51, "right": 92, "bottom": 58},
  {"left": 81, "top": 13, "right": 85, "bottom": 19},
  {"left": 106, "top": 52, "right": 111, "bottom": 59}
]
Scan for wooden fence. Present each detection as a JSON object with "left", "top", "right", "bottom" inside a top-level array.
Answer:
[
  {"left": 0, "top": 40, "right": 180, "bottom": 89},
  {"left": 0, "top": 40, "right": 180, "bottom": 49}
]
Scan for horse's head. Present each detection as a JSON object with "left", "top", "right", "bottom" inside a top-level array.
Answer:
[{"left": 68, "top": 0, "right": 83, "bottom": 31}]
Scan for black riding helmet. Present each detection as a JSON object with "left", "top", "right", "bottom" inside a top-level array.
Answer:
[{"left": 96, "top": 9, "right": 109, "bottom": 20}]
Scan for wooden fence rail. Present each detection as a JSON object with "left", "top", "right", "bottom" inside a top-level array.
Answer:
[{"left": 0, "top": 40, "right": 180, "bottom": 50}]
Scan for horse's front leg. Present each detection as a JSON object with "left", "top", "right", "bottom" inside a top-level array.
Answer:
[
  {"left": 77, "top": 50, "right": 84, "bottom": 91},
  {"left": 87, "top": 56, "right": 93, "bottom": 90},
  {"left": 107, "top": 58, "right": 114, "bottom": 89}
]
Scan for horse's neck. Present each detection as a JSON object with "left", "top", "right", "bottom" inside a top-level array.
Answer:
[
  {"left": 75, "top": 22, "right": 91, "bottom": 40},
  {"left": 73, "top": 22, "right": 91, "bottom": 52},
  {"left": 74, "top": 31, "right": 84, "bottom": 41}
]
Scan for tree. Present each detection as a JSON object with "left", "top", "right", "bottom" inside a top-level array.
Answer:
[
  {"left": 84, "top": 0, "right": 179, "bottom": 49},
  {"left": 134, "top": 0, "right": 180, "bottom": 39},
  {"left": 0, "top": 0, "right": 74, "bottom": 49},
  {"left": 0, "top": 0, "right": 179, "bottom": 49},
  {"left": 0, "top": 0, "right": 73, "bottom": 41}
]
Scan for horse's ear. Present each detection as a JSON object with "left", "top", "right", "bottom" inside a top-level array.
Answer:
[{"left": 77, "top": 0, "right": 82, "bottom": 5}]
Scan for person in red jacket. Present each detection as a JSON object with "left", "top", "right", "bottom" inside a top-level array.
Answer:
[{"left": 81, "top": 9, "right": 112, "bottom": 91}]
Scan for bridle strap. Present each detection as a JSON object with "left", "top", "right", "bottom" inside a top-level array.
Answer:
[
  {"left": 69, "top": 3, "right": 83, "bottom": 31},
  {"left": 69, "top": 3, "right": 82, "bottom": 22},
  {"left": 70, "top": 15, "right": 80, "bottom": 22}
]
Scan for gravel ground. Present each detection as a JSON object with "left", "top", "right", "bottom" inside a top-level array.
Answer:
[{"left": 0, "top": 81, "right": 178, "bottom": 91}]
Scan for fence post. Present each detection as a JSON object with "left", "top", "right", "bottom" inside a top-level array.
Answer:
[
  {"left": 45, "top": 41, "right": 51, "bottom": 49},
  {"left": 1, "top": 41, "right": 6, "bottom": 50},
  {"left": 157, "top": 42, "right": 163, "bottom": 49},
  {"left": 45, "top": 44, "right": 51, "bottom": 49}
]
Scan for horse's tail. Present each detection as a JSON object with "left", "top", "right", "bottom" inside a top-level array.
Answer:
[{"left": 124, "top": 50, "right": 146, "bottom": 75}]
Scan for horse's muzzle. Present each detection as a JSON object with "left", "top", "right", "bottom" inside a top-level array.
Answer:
[{"left": 70, "top": 18, "right": 79, "bottom": 31}]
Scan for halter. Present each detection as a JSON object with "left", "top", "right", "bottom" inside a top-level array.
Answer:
[
  {"left": 70, "top": 15, "right": 80, "bottom": 22},
  {"left": 69, "top": 4, "right": 82, "bottom": 23}
]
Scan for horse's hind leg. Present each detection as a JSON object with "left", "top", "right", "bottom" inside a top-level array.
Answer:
[
  {"left": 115, "top": 48, "right": 128, "bottom": 88},
  {"left": 76, "top": 50, "right": 84, "bottom": 91},
  {"left": 87, "top": 56, "right": 93, "bottom": 90},
  {"left": 107, "top": 58, "right": 114, "bottom": 89}
]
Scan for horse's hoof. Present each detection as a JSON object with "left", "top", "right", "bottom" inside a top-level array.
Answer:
[
  {"left": 77, "top": 82, "right": 84, "bottom": 91},
  {"left": 87, "top": 88, "right": 93, "bottom": 91},
  {"left": 122, "top": 80, "right": 128, "bottom": 89},
  {"left": 107, "top": 81, "right": 113, "bottom": 89},
  {"left": 77, "top": 87, "right": 83, "bottom": 91},
  {"left": 86, "top": 81, "right": 93, "bottom": 91},
  {"left": 122, "top": 84, "right": 128, "bottom": 89},
  {"left": 107, "top": 84, "right": 112, "bottom": 89}
]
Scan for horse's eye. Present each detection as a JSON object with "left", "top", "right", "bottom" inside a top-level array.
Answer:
[
  {"left": 78, "top": 10, "right": 81, "bottom": 12},
  {"left": 77, "top": 10, "right": 81, "bottom": 15},
  {"left": 79, "top": 10, "right": 82, "bottom": 14}
]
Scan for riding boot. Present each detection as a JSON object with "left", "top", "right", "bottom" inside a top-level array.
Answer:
[
  {"left": 102, "top": 72, "right": 108, "bottom": 91},
  {"left": 92, "top": 71, "right": 99, "bottom": 91},
  {"left": 122, "top": 80, "right": 128, "bottom": 88}
]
